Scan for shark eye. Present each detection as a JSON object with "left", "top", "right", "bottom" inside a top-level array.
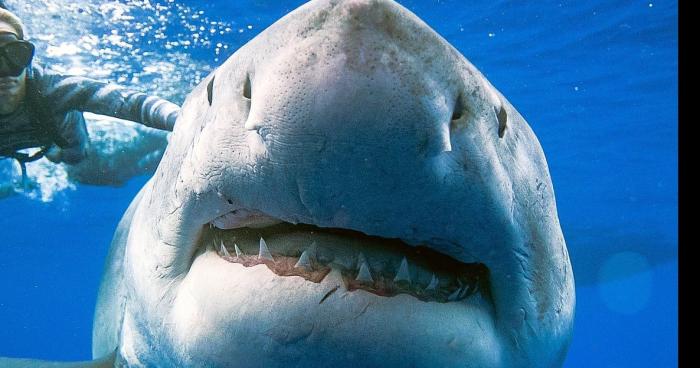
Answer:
[
  {"left": 243, "top": 74, "right": 252, "bottom": 100},
  {"left": 207, "top": 75, "right": 215, "bottom": 106},
  {"left": 495, "top": 105, "right": 507, "bottom": 138}
]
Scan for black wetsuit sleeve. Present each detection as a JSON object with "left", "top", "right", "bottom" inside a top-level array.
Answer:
[
  {"left": 54, "top": 111, "right": 89, "bottom": 164},
  {"left": 39, "top": 71, "right": 180, "bottom": 131}
]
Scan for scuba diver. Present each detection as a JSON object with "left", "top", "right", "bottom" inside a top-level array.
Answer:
[{"left": 0, "top": 7, "right": 180, "bottom": 185}]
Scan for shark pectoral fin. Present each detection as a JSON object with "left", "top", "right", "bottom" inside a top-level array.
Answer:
[{"left": 0, "top": 350, "right": 116, "bottom": 368}]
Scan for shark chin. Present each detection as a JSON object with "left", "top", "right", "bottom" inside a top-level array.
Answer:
[{"left": 84, "top": 0, "right": 576, "bottom": 367}]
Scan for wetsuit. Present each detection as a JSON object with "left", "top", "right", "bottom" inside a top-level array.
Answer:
[{"left": 0, "top": 63, "right": 179, "bottom": 164}]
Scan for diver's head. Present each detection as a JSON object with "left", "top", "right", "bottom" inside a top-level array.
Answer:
[{"left": 0, "top": 8, "right": 30, "bottom": 114}]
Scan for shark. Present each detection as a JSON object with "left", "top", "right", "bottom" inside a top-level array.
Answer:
[{"left": 0, "top": 0, "right": 574, "bottom": 366}]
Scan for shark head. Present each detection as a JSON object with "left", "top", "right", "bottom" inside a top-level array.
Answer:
[{"left": 95, "top": 0, "right": 575, "bottom": 366}]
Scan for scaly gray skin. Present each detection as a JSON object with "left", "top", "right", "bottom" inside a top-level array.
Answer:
[{"left": 93, "top": 0, "right": 575, "bottom": 367}]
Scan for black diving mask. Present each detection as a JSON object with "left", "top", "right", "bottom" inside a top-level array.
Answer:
[{"left": 0, "top": 40, "right": 35, "bottom": 77}]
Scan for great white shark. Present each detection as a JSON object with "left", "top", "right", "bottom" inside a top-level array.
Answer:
[{"left": 1, "top": 0, "right": 575, "bottom": 366}]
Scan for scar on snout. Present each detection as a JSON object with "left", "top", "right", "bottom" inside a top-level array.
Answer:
[{"left": 319, "top": 285, "right": 339, "bottom": 304}]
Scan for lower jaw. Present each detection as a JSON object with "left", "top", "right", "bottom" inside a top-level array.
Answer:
[{"left": 164, "top": 251, "right": 504, "bottom": 367}]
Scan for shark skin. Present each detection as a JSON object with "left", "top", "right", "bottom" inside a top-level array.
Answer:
[{"left": 3, "top": 0, "right": 575, "bottom": 366}]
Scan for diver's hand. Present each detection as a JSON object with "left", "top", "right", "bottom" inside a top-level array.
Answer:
[
  {"left": 44, "top": 145, "right": 62, "bottom": 163},
  {"left": 44, "top": 144, "right": 88, "bottom": 164}
]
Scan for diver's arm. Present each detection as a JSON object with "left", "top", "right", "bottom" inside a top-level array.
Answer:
[
  {"left": 45, "top": 110, "right": 89, "bottom": 164},
  {"left": 38, "top": 69, "right": 180, "bottom": 131}
]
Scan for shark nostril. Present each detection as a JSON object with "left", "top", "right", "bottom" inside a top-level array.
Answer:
[
  {"left": 241, "top": 74, "right": 253, "bottom": 128},
  {"left": 243, "top": 74, "right": 252, "bottom": 100},
  {"left": 207, "top": 75, "right": 215, "bottom": 106},
  {"left": 495, "top": 104, "right": 507, "bottom": 138},
  {"left": 451, "top": 94, "right": 465, "bottom": 121}
]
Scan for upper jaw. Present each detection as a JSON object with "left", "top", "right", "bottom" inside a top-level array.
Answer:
[
  {"left": 147, "top": 174, "right": 521, "bottom": 310},
  {"left": 209, "top": 207, "right": 482, "bottom": 263}
]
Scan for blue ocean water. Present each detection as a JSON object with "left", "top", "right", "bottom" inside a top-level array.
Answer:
[{"left": 0, "top": 0, "right": 677, "bottom": 367}]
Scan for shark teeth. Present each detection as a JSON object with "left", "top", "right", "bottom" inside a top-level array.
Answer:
[
  {"left": 219, "top": 240, "right": 231, "bottom": 258},
  {"left": 211, "top": 229, "right": 488, "bottom": 303},
  {"left": 356, "top": 252, "right": 368, "bottom": 271},
  {"left": 461, "top": 278, "right": 479, "bottom": 298},
  {"left": 295, "top": 242, "right": 318, "bottom": 270},
  {"left": 294, "top": 249, "right": 313, "bottom": 270},
  {"left": 258, "top": 237, "right": 274, "bottom": 262},
  {"left": 356, "top": 260, "right": 374, "bottom": 283},
  {"left": 393, "top": 257, "right": 411, "bottom": 284},
  {"left": 447, "top": 287, "right": 463, "bottom": 302},
  {"left": 307, "top": 241, "right": 317, "bottom": 258},
  {"left": 425, "top": 274, "right": 439, "bottom": 291},
  {"left": 459, "top": 284, "right": 471, "bottom": 299}
]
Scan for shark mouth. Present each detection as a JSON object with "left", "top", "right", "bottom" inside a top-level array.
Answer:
[{"left": 202, "top": 220, "right": 491, "bottom": 305}]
